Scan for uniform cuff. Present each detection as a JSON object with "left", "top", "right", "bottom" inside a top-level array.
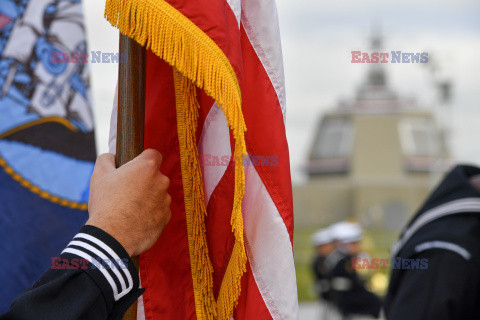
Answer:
[{"left": 59, "top": 225, "right": 142, "bottom": 309}]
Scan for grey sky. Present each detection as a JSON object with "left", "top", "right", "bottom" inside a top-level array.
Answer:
[{"left": 84, "top": 0, "right": 480, "bottom": 183}]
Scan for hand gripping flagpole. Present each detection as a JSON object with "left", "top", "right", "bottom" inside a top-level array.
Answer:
[{"left": 116, "top": 33, "right": 146, "bottom": 320}]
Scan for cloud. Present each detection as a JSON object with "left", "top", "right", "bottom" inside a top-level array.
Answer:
[{"left": 276, "top": 0, "right": 480, "bottom": 182}]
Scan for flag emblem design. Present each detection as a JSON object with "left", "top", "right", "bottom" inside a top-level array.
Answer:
[{"left": 0, "top": 0, "right": 95, "bottom": 311}]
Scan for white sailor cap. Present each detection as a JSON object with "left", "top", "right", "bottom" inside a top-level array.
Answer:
[
  {"left": 330, "top": 221, "right": 363, "bottom": 243},
  {"left": 311, "top": 228, "right": 333, "bottom": 246}
]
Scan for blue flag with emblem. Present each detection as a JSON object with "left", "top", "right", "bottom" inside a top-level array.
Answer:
[{"left": 0, "top": 0, "right": 95, "bottom": 311}]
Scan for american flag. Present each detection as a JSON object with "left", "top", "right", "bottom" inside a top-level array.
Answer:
[{"left": 107, "top": 0, "right": 298, "bottom": 319}]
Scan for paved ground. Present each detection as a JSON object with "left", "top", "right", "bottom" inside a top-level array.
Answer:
[
  {"left": 299, "top": 302, "right": 319, "bottom": 319},
  {"left": 299, "top": 302, "right": 379, "bottom": 320},
  {"left": 299, "top": 302, "right": 340, "bottom": 320}
]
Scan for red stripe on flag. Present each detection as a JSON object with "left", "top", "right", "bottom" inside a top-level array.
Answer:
[
  {"left": 234, "top": 261, "right": 273, "bottom": 320},
  {"left": 166, "top": 0, "right": 243, "bottom": 84},
  {"left": 240, "top": 27, "right": 294, "bottom": 241},
  {"left": 142, "top": 51, "right": 196, "bottom": 319},
  {"left": 206, "top": 160, "right": 236, "bottom": 298}
]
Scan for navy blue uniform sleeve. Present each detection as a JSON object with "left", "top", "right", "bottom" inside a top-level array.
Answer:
[
  {"left": 0, "top": 225, "right": 144, "bottom": 320},
  {"left": 386, "top": 250, "right": 479, "bottom": 320}
]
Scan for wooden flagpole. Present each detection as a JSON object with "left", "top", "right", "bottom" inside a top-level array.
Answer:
[{"left": 116, "top": 33, "right": 146, "bottom": 320}]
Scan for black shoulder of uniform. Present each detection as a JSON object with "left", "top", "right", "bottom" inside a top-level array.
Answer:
[
  {"left": 1, "top": 225, "right": 144, "bottom": 320},
  {"left": 386, "top": 165, "right": 480, "bottom": 319}
]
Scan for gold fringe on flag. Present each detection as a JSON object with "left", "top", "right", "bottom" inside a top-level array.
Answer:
[
  {"left": 105, "top": 1, "right": 248, "bottom": 319},
  {"left": 174, "top": 70, "right": 217, "bottom": 319}
]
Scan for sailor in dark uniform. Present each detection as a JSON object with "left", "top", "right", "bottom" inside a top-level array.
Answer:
[
  {"left": 327, "top": 221, "right": 382, "bottom": 319},
  {"left": 312, "top": 228, "right": 335, "bottom": 301},
  {"left": 0, "top": 225, "right": 144, "bottom": 320},
  {"left": 385, "top": 165, "right": 480, "bottom": 320}
]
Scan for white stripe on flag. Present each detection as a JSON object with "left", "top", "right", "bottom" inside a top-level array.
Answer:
[
  {"left": 241, "top": 0, "right": 286, "bottom": 120},
  {"left": 226, "top": 0, "right": 241, "bottom": 27},
  {"left": 198, "top": 103, "right": 231, "bottom": 205},
  {"left": 243, "top": 165, "right": 299, "bottom": 320}
]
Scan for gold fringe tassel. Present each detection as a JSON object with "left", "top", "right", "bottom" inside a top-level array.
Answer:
[
  {"left": 174, "top": 70, "right": 217, "bottom": 320},
  {"left": 105, "top": 1, "right": 248, "bottom": 319}
]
